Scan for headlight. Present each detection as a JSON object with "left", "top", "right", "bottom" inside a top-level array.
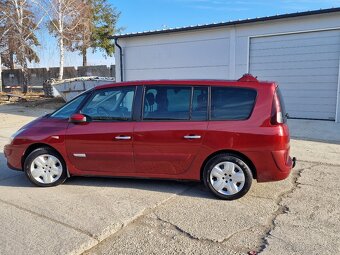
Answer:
[{"left": 8, "top": 128, "right": 26, "bottom": 145}]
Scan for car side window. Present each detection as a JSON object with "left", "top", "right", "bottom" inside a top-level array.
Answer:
[
  {"left": 81, "top": 87, "right": 135, "bottom": 121},
  {"left": 50, "top": 94, "right": 87, "bottom": 119},
  {"left": 211, "top": 87, "right": 257, "bottom": 120},
  {"left": 191, "top": 87, "right": 208, "bottom": 120},
  {"left": 143, "top": 86, "right": 191, "bottom": 120}
]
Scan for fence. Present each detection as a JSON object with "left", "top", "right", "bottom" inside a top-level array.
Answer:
[{"left": 1, "top": 65, "right": 116, "bottom": 91}]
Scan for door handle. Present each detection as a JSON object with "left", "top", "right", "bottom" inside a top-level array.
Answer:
[
  {"left": 184, "top": 135, "right": 201, "bottom": 139},
  {"left": 115, "top": 135, "right": 132, "bottom": 140}
]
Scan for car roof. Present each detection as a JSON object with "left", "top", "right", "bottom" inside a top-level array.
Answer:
[{"left": 95, "top": 79, "right": 276, "bottom": 90}]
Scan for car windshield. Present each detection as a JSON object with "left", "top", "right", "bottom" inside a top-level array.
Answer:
[{"left": 50, "top": 94, "right": 87, "bottom": 119}]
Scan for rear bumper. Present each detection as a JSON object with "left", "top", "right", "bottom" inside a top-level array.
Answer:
[
  {"left": 271, "top": 150, "right": 294, "bottom": 172},
  {"left": 247, "top": 150, "right": 295, "bottom": 183}
]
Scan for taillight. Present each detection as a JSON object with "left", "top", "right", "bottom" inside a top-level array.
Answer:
[{"left": 271, "top": 92, "right": 284, "bottom": 125}]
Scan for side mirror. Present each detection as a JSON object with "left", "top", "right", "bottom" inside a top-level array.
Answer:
[{"left": 69, "top": 113, "right": 87, "bottom": 124}]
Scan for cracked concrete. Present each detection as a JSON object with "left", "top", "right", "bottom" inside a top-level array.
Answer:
[
  {"left": 0, "top": 201, "right": 98, "bottom": 255},
  {"left": 259, "top": 162, "right": 319, "bottom": 253},
  {"left": 1, "top": 104, "right": 340, "bottom": 255},
  {"left": 84, "top": 213, "right": 239, "bottom": 255},
  {"left": 84, "top": 160, "right": 340, "bottom": 255},
  {"left": 261, "top": 163, "right": 340, "bottom": 255},
  {"left": 82, "top": 164, "right": 300, "bottom": 255}
]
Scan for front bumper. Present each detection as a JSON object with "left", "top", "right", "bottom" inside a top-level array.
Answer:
[{"left": 4, "top": 144, "right": 24, "bottom": 171}]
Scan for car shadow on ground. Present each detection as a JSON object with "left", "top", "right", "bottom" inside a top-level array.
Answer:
[
  {"left": 67, "top": 176, "right": 214, "bottom": 199},
  {"left": 0, "top": 152, "right": 216, "bottom": 200}
]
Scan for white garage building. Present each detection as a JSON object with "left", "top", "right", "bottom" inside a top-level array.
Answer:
[{"left": 113, "top": 8, "right": 340, "bottom": 122}]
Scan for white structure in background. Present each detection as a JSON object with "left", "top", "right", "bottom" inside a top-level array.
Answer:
[
  {"left": 52, "top": 77, "right": 115, "bottom": 101},
  {"left": 112, "top": 8, "right": 340, "bottom": 122}
]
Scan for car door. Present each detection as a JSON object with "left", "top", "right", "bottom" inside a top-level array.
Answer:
[
  {"left": 65, "top": 86, "right": 136, "bottom": 174},
  {"left": 134, "top": 85, "right": 208, "bottom": 175}
]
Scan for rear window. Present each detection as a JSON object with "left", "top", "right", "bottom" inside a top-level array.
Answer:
[{"left": 211, "top": 87, "right": 257, "bottom": 120}]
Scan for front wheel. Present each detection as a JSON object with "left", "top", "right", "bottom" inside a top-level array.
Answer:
[
  {"left": 24, "top": 147, "right": 68, "bottom": 187},
  {"left": 203, "top": 154, "right": 253, "bottom": 200}
]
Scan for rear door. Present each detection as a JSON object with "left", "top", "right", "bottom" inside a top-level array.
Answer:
[
  {"left": 65, "top": 86, "right": 136, "bottom": 174},
  {"left": 133, "top": 85, "right": 208, "bottom": 175}
]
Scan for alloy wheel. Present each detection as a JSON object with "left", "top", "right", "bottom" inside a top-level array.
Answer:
[
  {"left": 209, "top": 161, "right": 246, "bottom": 196},
  {"left": 30, "top": 154, "right": 63, "bottom": 184}
]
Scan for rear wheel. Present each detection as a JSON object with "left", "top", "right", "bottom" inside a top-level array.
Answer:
[
  {"left": 203, "top": 154, "right": 253, "bottom": 200},
  {"left": 24, "top": 147, "right": 67, "bottom": 187}
]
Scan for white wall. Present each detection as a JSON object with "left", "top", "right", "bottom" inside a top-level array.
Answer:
[
  {"left": 115, "top": 12, "right": 340, "bottom": 121},
  {"left": 116, "top": 28, "right": 231, "bottom": 81},
  {"left": 116, "top": 13, "right": 340, "bottom": 81}
]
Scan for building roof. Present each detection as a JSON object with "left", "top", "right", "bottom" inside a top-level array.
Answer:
[{"left": 111, "top": 7, "right": 340, "bottom": 39}]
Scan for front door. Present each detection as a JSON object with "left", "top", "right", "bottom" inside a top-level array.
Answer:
[
  {"left": 65, "top": 86, "right": 136, "bottom": 174},
  {"left": 134, "top": 85, "right": 209, "bottom": 176}
]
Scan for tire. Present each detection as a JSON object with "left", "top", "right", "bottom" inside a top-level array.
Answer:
[
  {"left": 203, "top": 153, "right": 253, "bottom": 200},
  {"left": 24, "top": 147, "right": 68, "bottom": 187}
]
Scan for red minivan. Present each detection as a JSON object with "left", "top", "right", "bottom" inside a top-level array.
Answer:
[{"left": 4, "top": 74, "right": 295, "bottom": 200}]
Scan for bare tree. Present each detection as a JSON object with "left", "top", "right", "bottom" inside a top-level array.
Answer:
[
  {"left": 0, "top": 49, "right": 3, "bottom": 92},
  {"left": 1, "top": 0, "right": 44, "bottom": 93},
  {"left": 36, "top": 0, "right": 87, "bottom": 80},
  {"left": 69, "top": 2, "right": 92, "bottom": 66},
  {"left": 0, "top": 0, "right": 11, "bottom": 92},
  {"left": 0, "top": 32, "right": 6, "bottom": 92}
]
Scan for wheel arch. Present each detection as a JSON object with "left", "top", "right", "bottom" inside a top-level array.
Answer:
[
  {"left": 22, "top": 143, "right": 70, "bottom": 177},
  {"left": 200, "top": 149, "right": 257, "bottom": 181}
]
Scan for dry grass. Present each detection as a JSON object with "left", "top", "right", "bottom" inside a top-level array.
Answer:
[
  {"left": 20, "top": 97, "right": 65, "bottom": 109},
  {"left": 1, "top": 90, "right": 44, "bottom": 97},
  {"left": 0, "top": 91, "right": 65, "bottom": 109}
]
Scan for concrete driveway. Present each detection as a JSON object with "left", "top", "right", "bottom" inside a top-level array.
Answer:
[{"left": 0, "top": 104, "right": 339, "bottom": 255}]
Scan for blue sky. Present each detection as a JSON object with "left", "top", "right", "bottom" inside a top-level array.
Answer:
[
  {"left": 33, "top": 0, "right": 340, "bottom": 68},
  {"left": 115, "top": 0, "right": 340, "bottom": 33}
]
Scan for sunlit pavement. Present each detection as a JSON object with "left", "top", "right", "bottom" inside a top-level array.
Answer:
[{"left": 1, "top": 104, "right": 339, "bottom": 255}]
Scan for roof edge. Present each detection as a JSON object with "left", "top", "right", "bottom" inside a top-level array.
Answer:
[{"left": 110, "top": 7, "right": 340, "bottom": 39}]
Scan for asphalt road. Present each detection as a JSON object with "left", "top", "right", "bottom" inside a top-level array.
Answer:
[{"left": 0, "top": 104, "right": 339, "bottom": 255}]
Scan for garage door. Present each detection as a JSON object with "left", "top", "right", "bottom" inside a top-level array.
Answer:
[{"left": 249, "top": 30, "right": 340, "bottom": 120}]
